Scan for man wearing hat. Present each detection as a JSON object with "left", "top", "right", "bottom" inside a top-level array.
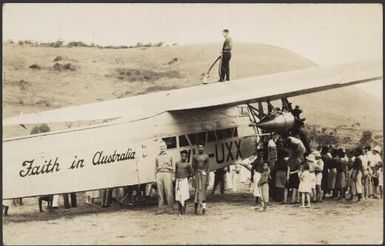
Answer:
[
  {"left": 305, "top": 153, "right": 317, "bottom": 202},
  {"left": 312, "top": 151, "right": 324, "bottom": 202},
  {"left": 372, "top": 146, "right": 382, "bottom": 158},
  {"left": 363, "top": 146, "right": 373, "bottom": 199},
  {"left": 219, "top": 29, "right": 233, "bottom": 82}
]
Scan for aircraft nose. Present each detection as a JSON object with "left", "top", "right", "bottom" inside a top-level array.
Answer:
[{"left": 256, "top": 113, "right": 295, "bottom": 132}]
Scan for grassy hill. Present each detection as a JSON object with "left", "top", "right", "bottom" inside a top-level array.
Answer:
[{"left": 3, "top": 42, "right": 382, "bottom": 138}]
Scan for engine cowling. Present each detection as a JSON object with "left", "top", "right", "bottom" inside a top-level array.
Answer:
[{"left": 256, "top": 112, "right": 295, "bottom": 133}]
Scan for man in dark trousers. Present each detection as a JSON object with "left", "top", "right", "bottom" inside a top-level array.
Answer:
[
  {"left": 211, "top": 167, "right": 226, "bottom": 195},
  {"left": 219, "top": 29, "right": 233, "bottom": 82}
]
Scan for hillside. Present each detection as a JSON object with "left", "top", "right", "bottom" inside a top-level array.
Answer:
[{"left": 3, "top": 42, "right": 382, "bottom": 138}]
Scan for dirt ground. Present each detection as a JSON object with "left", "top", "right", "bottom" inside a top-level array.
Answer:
[{"left": 3, "top": 189, "right": 383, "bottom": 245}]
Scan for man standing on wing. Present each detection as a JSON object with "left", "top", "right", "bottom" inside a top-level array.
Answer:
[
  {"left": 219, "top": 29, "right": 233, "bottom": 82},
  {"left": 192, "top": 143, "right": 210, "bottom": 215}
]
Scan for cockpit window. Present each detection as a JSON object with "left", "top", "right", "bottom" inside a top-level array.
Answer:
[
  {"left": 233, "top": 127, "right": 238, "bottom": 137},
  {"left": 197, "top": 132, "right": 206, "bottom": 144},
  {"left": 216, "top": 129, "right": 224, "bottom": 140},
  {"left": 162, "top": 137, "right": 177, "bottom": 149},
  {"left": 223, "top": 128, "right": 232, "bottom": 139},
  {"left": 215, "top": 127, "right": 238, "bottom": 140},
  {"left": 188, "top": 133, "right": 198, "bottom": 145},
  {"left": 207, "top": 131, "right": 216, "bottom": 142},
  {"left": 178, "top": 135, "right": 189, "bottom": 147}
]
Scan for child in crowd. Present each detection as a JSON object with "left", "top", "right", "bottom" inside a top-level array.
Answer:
[
  {"left": 373, "top": 165, "right": 382, "bottom": 198},
  {"left": 298, "top": 163, "right": 312, "bottom": 208},
  {"left": 257, "top": 163, "right": 271, "bottom": 212}
]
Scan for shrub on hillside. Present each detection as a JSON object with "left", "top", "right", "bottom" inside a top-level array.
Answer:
[
  {"left": 30, "top": 124, "right": 51, "bottom": 134},
  {"left": 50, "top": 40, "right": 63, "bottom": 48},
  {"left": 143, "top": 85, "right": 179, "bottom": 94},
  {"left": 53, "top": 56, "right": 63, "bottom": 62},
  {"left": 359, "top": 130, "right": 373, "bottom": 146},
  {"left": 53, "top": 62, "right": 76, "bottom": 71},
  {"left": 342, "top": 136, "right": 352, "bottom": 144},
  {"left": 155, "top": 42, "right": 164, "bottom": 47},
  {"left": 29, "top": 64, "right": 41, "bottom": 70},
  {"left": 168, "top": 58, "right": 178, "bottom": 65},
  {"left": 18, "top": 79, "right": 30, "bottom": 90},
  {"left": 67, "top": 41, "right": 88, "bottom": 48},
  {"left": 315, "top": 133, "right": 338, "bottom": 145},
  {"left": 18, "top": 40, "right": 34, "bottom": 46},
  {"left": 114, "top": 68, "right": 183, "bottom": 82}
]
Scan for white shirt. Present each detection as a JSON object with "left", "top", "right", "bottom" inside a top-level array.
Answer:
[
  {"left": 362, "top": 154, "right": 369, "bottom": 170},
  {"left": 366, "top": 152, "right": 376, "bottom": 168},
  {"left": 373, "top": 153, "right": 383, "bottom": 167},
  {"left": 268, "top": 139, "right": 276, "bottom": 148},
  {"left": 315, "top": 159, "right": 324, "bottom": 172}
]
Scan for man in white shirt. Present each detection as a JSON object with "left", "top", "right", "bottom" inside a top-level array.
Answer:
[{"left": 372, "top": 146, "right": 383, "bottom": 167}]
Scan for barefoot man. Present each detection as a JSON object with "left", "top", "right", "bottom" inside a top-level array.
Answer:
[
  {"left": 192, "top": 143, "right": 210, "bottom": 215},
  {"left": 175, "top": 150, "right": 193, "bottom": 215}
]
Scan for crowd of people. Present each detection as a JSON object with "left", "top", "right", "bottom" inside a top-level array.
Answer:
[
  {"left": 236, "top": 136, "right": 383, "bottom": 211},
  {"left": 3, "top": 136, "right": 383, "bottom": 216}
]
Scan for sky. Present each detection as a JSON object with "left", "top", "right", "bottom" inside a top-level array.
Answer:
[{"left": 3, "top": 3, "right": 383, "bottom": 98}]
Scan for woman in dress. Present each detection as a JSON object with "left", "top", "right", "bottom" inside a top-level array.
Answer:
[{"left": 298, "top": 162, "right": 312, "bottom": 208}]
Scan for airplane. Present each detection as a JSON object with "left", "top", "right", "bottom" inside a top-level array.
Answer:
[{"left": 2, "top": 59, "right": 382, "bottom": 199}]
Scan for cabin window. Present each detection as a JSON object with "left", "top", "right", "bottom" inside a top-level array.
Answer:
[
  {"left": 233, "top": 127, "right": 238, "bottom": 137},
  {"left": 207, "top": 131, "right": 216, "bottom": 142},
  {"left": 223, "top": 128, "right": 232, "bottom": 139},
  {"left": 215, "top": 129, "right": 224, "bottom": 140},
  {"left": 197, "top": 132, "right": 206, "bottom": 144},
  {"left": 188, "top": 133, "right": 198, "bottom": 145},
  {"left": 179, "top": 135, "right": 189, "bottom": 147},
  {"left": 215, "top": 127, "right": 238, "bottom": 140},
  {"left": 162, "top": 137, "right": 177, "bottom": 149}
]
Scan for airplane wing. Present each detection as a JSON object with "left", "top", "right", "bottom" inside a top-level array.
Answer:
[
  {"left": 169, "top": 59, "right": 382, "bottom": 111},
  {"left": 3, "top": 59, "right": 382, "bottom": 126}
]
